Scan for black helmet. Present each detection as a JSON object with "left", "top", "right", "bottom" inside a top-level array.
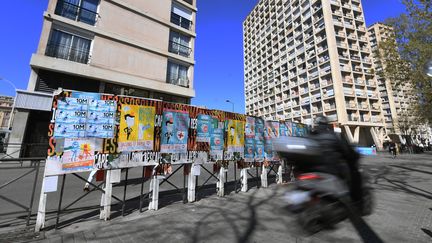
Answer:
[{"left": 313, "top": 115, "right": 331, "bottom": 133}]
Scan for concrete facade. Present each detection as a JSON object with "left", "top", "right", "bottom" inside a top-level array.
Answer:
[
  {"left": 0, "top": 96, "right": 13, "bottom": 130},
  {"left": 368, "top": 23, "right": 415, "bottom": 136},
  {"left": 243, "top": 0, "right": 386, "bottom": 147},
  {"left": 10, "top": 0, "right": 197, "bottom": 156}
]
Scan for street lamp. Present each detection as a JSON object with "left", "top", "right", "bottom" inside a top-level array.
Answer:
[
  {"left": 0, "top": 77, "right": 17, "bottom": 130},
  {"left": 225, "top": 99, "right": 235, "bottom": 113}
]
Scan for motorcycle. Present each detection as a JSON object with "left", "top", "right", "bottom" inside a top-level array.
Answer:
[{"left": 272, "top": 136, "right": 374, "bottom": 233}]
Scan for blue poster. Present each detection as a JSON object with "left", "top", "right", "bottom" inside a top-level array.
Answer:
[
  {"left": 244, "top": 117, "right": 256, "bottom": 162},
  {"left": 293, "top": 123, "right": 307, "bottom": 137},
  {"left": 54, "top": 92, "right": 116, "bottom": 139},
  {"left": 264, "top": 121, "right": 279, "bottom": 161},
  {"left": 197, "top": 114, "right": 212, "bottom": 143},
  {"left": 160, "top": 110, "right": 189, "bottom": 153},
  {"left": 210, "top": 118, "right": 224, "bottom": 151},
  {"left": 280, "top": 122, "right": 289, "bottom": 137},
  {"left": 71, "top": 91, "right": 101, "bottom": 100},
  {"left": 255, "top": 118, "right": 265, "bottom": 161}
]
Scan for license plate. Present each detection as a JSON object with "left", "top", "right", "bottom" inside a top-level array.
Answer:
[{"left": 284, "top": 190, "right": 311, "bottom": 205}]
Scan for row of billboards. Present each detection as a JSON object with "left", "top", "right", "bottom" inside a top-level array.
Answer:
[{"left": 45, "top": 91, "right": 309, "bottom": 176}]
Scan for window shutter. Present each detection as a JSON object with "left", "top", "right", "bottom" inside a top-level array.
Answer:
[{"left": 172, "top": 3, "right": 192, "bottom": 20}]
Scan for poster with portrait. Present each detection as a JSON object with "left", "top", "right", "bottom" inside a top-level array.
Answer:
[
  {"left": 254, "top": 117, "right": 265, "bottom": 162},
  {"left": 244, "top": 116, "right": 256, "bottom": 162},
  {"left": 226, "top": 119, "right": 245, "bottom": 154},
  {"left": 293, "top": 122, "right": 307, "bottom": 137},
  {"left": 210, "top": 117, "right": 224, "bottom": 161},
  {"left": 264, "top": 121, "right": 280, "bottom": 161},
  {"left": 279, "top": 121, "right": 292, "bottom": 137},
  {"left": 118, "top": 104, "right": 156, "bottom": 152},
  {"left": 160, "top": 109, "right": 189, "bottom": 154},
  {"left": 196, "top": 114, "right": 212, "bottom": 143}
]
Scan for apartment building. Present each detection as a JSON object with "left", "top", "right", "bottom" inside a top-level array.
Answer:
[
  {"left": 243, "top": 0, "right": 386, "bottom": 146},
  {"left": 9, "top": 0, "right": 197, "bottom": 156},
  {"left": 0, "top": 96, "right": 14, "bottom": 130},
  {"left": 368, "top": 23, "right": 414, "bottom": 135}
]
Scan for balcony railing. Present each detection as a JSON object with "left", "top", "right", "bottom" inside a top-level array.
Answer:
[
  {"left": 45, "top": 43, "right": 90, "bottom": 64},
  {"left": 167, "top": 77, "right": 189, "bottom": 88},
  {"left": 171, "top": 12, "right": 192, "bottom": 30},
  {"left": 168, "top": 41, "right": 192, "bottom": 57},
  {"left": 55, "top": 0, "right": 98, "bottom": 25}
]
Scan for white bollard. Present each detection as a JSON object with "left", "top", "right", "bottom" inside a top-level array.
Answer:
[
  {"left": 35, "top": 170, "right": 47, "bottom": 232},
  {"left": 148, "top": 175, "right": 164, "bottom": 210},
  {"left": 217, "top": 167, "right": 226, "bottom": 197},
  {"left": 277, "top": 163, "right": 284, "bottom": 184},
  {"left": 240, "top": 168, "right": 249, "bottom": 192},
  {"left": 100, "top": 170, "right": 113, "bottom": 220},
  {"left": 187, "top": 172, "right": 196, "bottom": 202},
  {"left": 261, "top": 164, "right": 269, "bottom": 188}
]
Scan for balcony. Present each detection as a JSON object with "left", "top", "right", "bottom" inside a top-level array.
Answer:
[
  {"left": 169, "top": 41, "right": 192, "bottom": 57},
  {"left": 45, "top": 42, "right": 90, "bottom": 64},
  {"left": 171, "top": 12, "right": 192, "bottom": 30},
  {"left": 55, "top": 0, "right": 98, "bottom": 25}
]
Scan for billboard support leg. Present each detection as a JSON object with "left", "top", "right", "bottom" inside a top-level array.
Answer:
[
  {"left": 101, "top": 170, "right": 112, "bottom": 220},
  {"left": 55, "top": 174, "right": 66, "bottom": 229},
  {"left": 277, "top": 163, "right": 283, "bottom": 184},
  {"left": 261, "top": 164, "right": 268, "bottom": 188},
  {"left": 217, "top": 167, "right": 225, "bottom": 197},
  {"left": 35, "top": 164, "right": 48, "bottom": 232},
  {"left": 187, "top": 170, "right": 196, "bottom": 202},
  {"left": 121, "top": 168, "right": 129, "bottom": 216},
  {"left": 240, "top": 168, "right": 249, "bottom": 192}
]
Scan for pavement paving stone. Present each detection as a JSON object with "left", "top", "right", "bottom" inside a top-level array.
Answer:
[{"left": 3, "top": 152, "right": 432, "bottom": 242}]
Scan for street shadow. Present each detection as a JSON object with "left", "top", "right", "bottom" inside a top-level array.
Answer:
[
  {"left": 421, "top": 228, "right": 432, "bottom": 239},
  {"left": 390, "top": 165, "right": 432, "bottom": 176}
]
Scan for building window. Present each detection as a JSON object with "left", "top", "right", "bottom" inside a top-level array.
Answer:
[
  {"left": 171, "top": 3, "right": 192, "bottom": 30},
  {"left": 55, "top": 0, "right": 99, "bottom": 25},
  {"left": 45, "top": 29, "right": 92, "bottom": 64},
  {"left": 167, "top": 61, "right": 189, "bottom": 87},
  {"left": 169, "top": 31, "right": 191, "bottom": 57}
]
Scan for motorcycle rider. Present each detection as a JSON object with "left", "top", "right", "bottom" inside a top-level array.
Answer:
[{"left": 307, "top": 116, "right": 364, "bottom": 211}]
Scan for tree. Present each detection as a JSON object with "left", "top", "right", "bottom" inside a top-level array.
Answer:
[{"left": 380, "top": 0, "right": 432, "bottom": 123}]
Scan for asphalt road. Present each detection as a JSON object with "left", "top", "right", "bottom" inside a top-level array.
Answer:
[{"left": 0, "top": 152, "right": 431, "bottom": 242}]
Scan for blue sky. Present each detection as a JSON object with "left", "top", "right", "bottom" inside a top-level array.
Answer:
[{"left": 0, "top": 0, "right": 406, "bottom": 113}]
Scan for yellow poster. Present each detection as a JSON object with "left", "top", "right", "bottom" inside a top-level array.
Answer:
[
  {"left": 227, "top": 119, "right": 245, "bottom": 153},
  {"left": 118, "top": 105, "right": 155, "bottom": 151}
]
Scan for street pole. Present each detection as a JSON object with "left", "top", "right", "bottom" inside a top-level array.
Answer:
[{"left": 225, "top": 100, "right": 235, "bottom": 113}]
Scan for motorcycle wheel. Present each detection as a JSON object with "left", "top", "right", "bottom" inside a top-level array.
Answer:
[{"left": 298, "top": 206, "right": 323, "bottom": 234}]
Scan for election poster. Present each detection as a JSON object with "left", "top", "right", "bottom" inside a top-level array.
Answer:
[
  {"left": 118, "top": 104, "right": 156, "bottom": 152},
  {"left": 280, "top": 121, "right": 293, "bottom": 137},
  {"left": 264, "top": 121, "right": 280, "bottom": 161},
  {"left": 226, "top": 119, "right": 245, "bottom": 154},
  {"left": 160, "top": 108, "right": 189, "bottom": 155},
  {"left": 196, "top": 114, "right": 212, "bottom": 143},
  {"left": 255, "top": 117, "right": 265, "bottom": 162},
  {"left": 244, "top": 116, "right": 256, "bottom": 162},
  {"left": 293, "top": 122, "right": 307, "bottom": 137},
  {"left": 210, "top": 117, "right": 224, "bottom": 161}
]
